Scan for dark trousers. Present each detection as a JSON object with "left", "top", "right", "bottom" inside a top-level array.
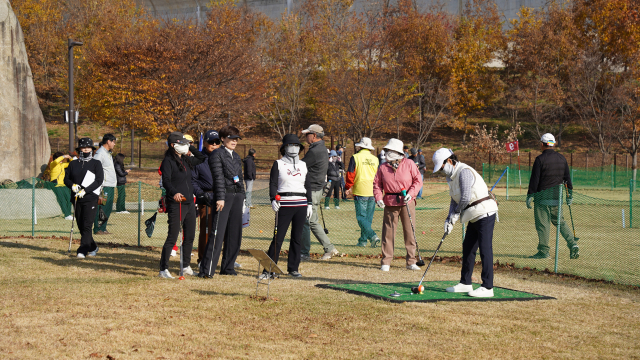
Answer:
[
  {"left": 199, "top": 192, "right": 245, "bottom": 276},
  {"left": 116, "top": 185, "right": 126, "bottom": 212},
  {"left": 74, "top": 199, "right": 98, "bottom": 255},
  {"left": 461, "top": 214, "right": 496, "bottom": 289},
  {"left": 197, "top": 203, "right": 212, "bottom": 264},
  {"left": 324, "top": 180, "right": 341, "bottom": 207},
  {"left": 94, "top": 186, "right": 114, "bottom": 233},
  {"left": 159, "top": 201, "right": 196, "bottom": 271},
  {"left": 267, "top": 206, "right": 305, "bottom": 273}
]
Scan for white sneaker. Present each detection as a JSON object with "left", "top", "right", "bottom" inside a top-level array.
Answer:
[
  {"left": 170, "top": 249, "right": 177, "bottom": 257},
  {"left": 446, "top": 283, "right": 474, "bottom": 293},
  {"left": 64, "top": 215, "right": 74, "bottom": 220},
  {"left": 76, "top": 253, "right": 85, "bottom": 259},
  {"left": 380, "top": 265, "right": 390, "bottom": 271},
  {"left": 320, "top": 248, "right": 339, "bottom": 260},
  {"left": 335, "top": 206, "right": 340, "bottom": 210},
  {"left": 116, "top": 211, "right": 130, "bottom": 214},
  {"left": 468, "top": 286, "right": 494, "bottom": 298},
  {"left": 182, "top": 266, "right": 194, "bottom": 276},
  {"left": 406, "top": 264, "right": 421, "bottom": 270},
  {"left": 325, "top": 207, "right": 330, "bottom": 210},
  {"left": 159, "top": 269, "right": 174, "bottom": 279},
  {"left": 88, "top": 247, "right": 99, "bottom": 257},
  {"left": 234, "top": 262, "right": 242, "bottom": 268}
]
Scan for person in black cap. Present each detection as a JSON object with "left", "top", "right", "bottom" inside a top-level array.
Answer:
[
  {"left": 244, "top": 148, "right": 257, "bottom": 209},
  {"left": 408, "top": 148, "right": 426, "bottom": 199},
  {"left": 64, "top": 138, "right": 104, "bottom": 258},
  {"left": 261, "top": 134, "right": 312, "bottom": 278},
  {"left": 198, "top": 125, "right": 246, "bottom": 277},
  {"left": 158, "top": 131, "right": 206, "bottom": 278},
  {"left": 192, "top": 130, "right": 221, "bottom": 266}
]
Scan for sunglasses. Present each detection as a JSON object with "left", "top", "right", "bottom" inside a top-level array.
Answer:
[{"left": 207, "top": 139, "right": 221, "bottom": 145}]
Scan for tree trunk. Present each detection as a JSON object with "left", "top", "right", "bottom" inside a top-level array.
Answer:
[{"left": 462, "top": 117, "right": 468, "bottom": 144}]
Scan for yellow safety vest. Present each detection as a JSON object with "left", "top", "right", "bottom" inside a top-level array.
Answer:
[{"left": 352, "top": 150, "right": 379, "bottom": 197}]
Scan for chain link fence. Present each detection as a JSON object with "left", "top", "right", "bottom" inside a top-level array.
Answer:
[{"left": 1, "top": 176, "right": 639, "bottom": 286}]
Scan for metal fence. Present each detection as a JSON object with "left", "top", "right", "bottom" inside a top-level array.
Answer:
[{"left": 1, "top": 177, "right": 639, "bottom": 286}]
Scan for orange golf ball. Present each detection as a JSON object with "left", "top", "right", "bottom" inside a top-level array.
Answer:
[{"left": 259, "top": 230, "right": 263, "bottom": 233}]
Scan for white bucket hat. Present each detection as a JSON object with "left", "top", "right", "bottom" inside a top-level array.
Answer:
[
  {"left": 432, "top": 148, "right": 454, "bottom": 173},
  {"left": 540, "top": 133, "right": 555, "bottom": 146},
  {"left": 383, "top": 138, "right": 404, "bottom": 155},
  {"left": 355, "top": 137, "right": 375, "bottom": 150}
]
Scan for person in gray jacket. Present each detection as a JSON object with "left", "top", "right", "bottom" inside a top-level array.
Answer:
[
  {"left": 93, "top": 134, "right": 117, "bottom": 234},
  {"left": 300, "top": 124, "right": 339, "bottom": 261}
]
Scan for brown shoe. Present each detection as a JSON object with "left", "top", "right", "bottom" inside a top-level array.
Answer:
[
  {"left": 95, "top": 231, "right": 105, "bottom": 235},
  {"left": 103, "top": 231, "right": 111, "bottom": 235}
]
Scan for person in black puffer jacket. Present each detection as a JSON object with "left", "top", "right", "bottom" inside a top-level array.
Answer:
[
  {"left": 158, "top": 132, "right": 206, "bottom": 279},
  {"left": 198, "top": 125, "right": 246, "bottom": 278},
  {"left": 324, "top": 150, "right": 343, "bottom": 209},
  {"left": 114, "top": 153, "right": 130, "bottom": 213},
  {"left": 64, "top": 138, "right": 104, "bottom": 258}
]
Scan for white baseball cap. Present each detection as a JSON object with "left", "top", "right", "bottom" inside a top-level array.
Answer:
[
  {"left": 541, "top": 133, "right": 555, "bottom": 146},
  {"left": 432, "top": 148, "right": 454, "bottom": 173}
]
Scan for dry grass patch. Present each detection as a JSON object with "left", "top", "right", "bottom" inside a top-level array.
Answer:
[{"left": 0, "top": 238, "right": 639, "bottom": 359}]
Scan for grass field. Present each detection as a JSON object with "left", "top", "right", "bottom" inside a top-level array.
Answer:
[{"left": 0, "top": 237, "right": 639, "bottom": 359}]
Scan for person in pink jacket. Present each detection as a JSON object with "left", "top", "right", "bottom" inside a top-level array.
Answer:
[{"left": 373, "top": 138, "right": 423, "bottom": 271}]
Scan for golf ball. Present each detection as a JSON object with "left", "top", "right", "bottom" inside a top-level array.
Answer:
[
  {"left": 259, "top": 230, "right": 263, "bottom": 233},
  {"left": 422, "top": 231, "right": 426, "bottom": 234}
]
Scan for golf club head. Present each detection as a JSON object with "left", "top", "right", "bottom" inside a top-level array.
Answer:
[
  {"left": 417, "top": 260, "right": 425, "bottom": 267},
  {"left": 178, "top": 276, "right": 185, "bottom": 280},
  {"left": 324, "top": 228, "right": 329, "bottom": 235},
  {"left": 411, "top": 286, "right": 419, "bottom": 294}
]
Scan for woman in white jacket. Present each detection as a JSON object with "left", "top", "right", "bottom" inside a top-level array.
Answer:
[
  {"left": 433, "top": 148, "right": 498, "bottom": 298},
  {"left": 263, "top": 134, "right": 313, "bottom": 278}
]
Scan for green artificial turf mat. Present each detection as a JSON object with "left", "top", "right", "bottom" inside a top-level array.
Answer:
[{"left": 316, "top": 281, "right": 555, "bottom": 303}]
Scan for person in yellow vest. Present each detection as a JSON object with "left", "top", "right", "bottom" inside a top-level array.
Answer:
[
  {"left": 432, "top": 148, "right": 498, "bottom": 298},
  {"left": 47, "top": 152, "right": 74, "bottom": 220},
  {"left": 345, "top": 137, "right": 381, "bottom": 247}
]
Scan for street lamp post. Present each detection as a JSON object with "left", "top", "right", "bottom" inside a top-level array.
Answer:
[{"left": 68, "top": 39, "right": 83, "bottom": 153}]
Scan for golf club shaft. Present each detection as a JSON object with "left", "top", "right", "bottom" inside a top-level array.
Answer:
[
  {"left": 206, "top": 210, "right": 220, "bottom": 276},
  {"left": 417, "top": 233, "right": 447, "bottom": 288},
  {"left": 179, "top": 201, "right": 183, "bottom": 277},
  {"left": 564, "top": 183, "right": 577, "bottom": 238},
  {"left": 405, "top": 203, "right": 423, "bottom": 263}
]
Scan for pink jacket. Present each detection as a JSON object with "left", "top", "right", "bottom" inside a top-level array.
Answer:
[{"left": 373, "top": 158, "right": 423, "bottom": 206}]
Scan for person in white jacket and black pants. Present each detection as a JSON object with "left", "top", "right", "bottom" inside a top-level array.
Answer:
[
  {"left": 263, "top": 134, "right": 312, "bottom": 278},
  {"left": 432, "top": 148, "right": 498, "bottom": 298}
]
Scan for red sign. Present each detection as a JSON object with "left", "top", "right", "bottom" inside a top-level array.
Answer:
[{"left": 506, "top": 141, "right": 519, "bottom": 153}]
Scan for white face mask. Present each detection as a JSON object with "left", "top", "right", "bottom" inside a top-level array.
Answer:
[
  {"left": 385, "top": 151, "right": 403, "bottom": 163},
  {"left": 285, "top": 144, "right": 300, "bottom": 157},
  {"left": 174, "top": 143, "right": 189, "bottom": 155},
  {"left": 443, "top": 162, "right": 455, "bottom": 177}
]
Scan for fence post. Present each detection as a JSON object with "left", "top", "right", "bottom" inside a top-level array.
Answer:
[
  {"left": 31, "top": 177, "right": 35, "bottom": 237},
  {"left": 611, "top": 164, "right": 614, "bottom": 190},
  {"left": 138, "top": 181, "right": 141, "bottom": 246},
  {"left": 630, "top": 179, "right": 633, "bottom": 228},
  {"left": 554, "top": 184, "right": 563, "bottom": 273},
  {"left": 506, "top": 166, "right": 509, "bottom": 200}
]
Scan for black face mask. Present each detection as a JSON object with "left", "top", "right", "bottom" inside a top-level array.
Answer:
[{"left": 81, "top": 152, "right": 91, "bottom": 158}]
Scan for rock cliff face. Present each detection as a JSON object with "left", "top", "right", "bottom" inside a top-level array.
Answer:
[{"left": 0, "top": 0, "right": 50, "bottom": 181}]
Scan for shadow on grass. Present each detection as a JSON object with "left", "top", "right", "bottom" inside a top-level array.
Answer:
[{"left": 192, "top": 289, "right": 246, "bottom": 297}]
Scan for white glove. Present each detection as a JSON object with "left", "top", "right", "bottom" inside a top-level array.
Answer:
[
  {"left": 243, "top": 199, "right": 247, "bottom": 213},
  {"left": 444, "top": 220, "right": 453, "bottom": 235},
  {"left": 449, "top": 213, "right": 460, "bottom": 226},
  {"left": 72, "top": 184, "right": 81, "bottom": 193},
  {"left": 404, "top": 194, "right": 412, "bottom": 202},
  {"left": 271, "top": 200, "right": 280, "bottom": 212},
  {"left": 376, "top": 200, "right": 385, "bottom": 208},
  {"left": 306, "top": 204, "right": 313, "bottom": 219},
  {"left": 77, "top": 189, "right": 86, "bottom": 198}
]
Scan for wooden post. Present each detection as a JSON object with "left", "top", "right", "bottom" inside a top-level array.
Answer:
[
  {"left": 586, "top": 152, "right": 588, "bottom": 169},
  {"left": 529, "top": 152, "right": 531, "bottom": 168},
  {"left": 571, "top": 152, "right": 573, "bottom": 168}
]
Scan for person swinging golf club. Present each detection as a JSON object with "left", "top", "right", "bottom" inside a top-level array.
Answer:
[
  {"left": 158, "top": 132, "right": 207, "bottom": 279},
  {"left": 433, "top": 148, "right": 498, "bottom": 297},
  {"left": 526, "top": 133, "right": 579, "bottom": 259},
  {"left": 64, "top": 138, "right": 104, "bottom": 258},
  {"left": 373, "top": 138, "right": 423, "bottom": 272},
  {"left": 261, "top": 134, "right": 312, "bottom": 279}
]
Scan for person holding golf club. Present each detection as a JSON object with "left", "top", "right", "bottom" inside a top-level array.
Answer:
[
  {"left": 261, "top": 134, "right": 312, "bottom": 279},
  {"left": 373, "top": 139, "right": 423, "bottom": 271},
  {"left": 198, "top": 125, "right": 246, "bottom": 278},
  {"left": 432, "top": 148, "right": 498, "bottom": 297},
  {"left": 64, "top": 138, "right": 104, "bottom": 258},
  {"left": 527, "top": 133, "right": 578, "bottom": 259},
  {"left": 158, "top": 132, "right": 206, "bottom": 279}
]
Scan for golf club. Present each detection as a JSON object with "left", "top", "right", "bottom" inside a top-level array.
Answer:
[
  {"left": 564, "top": 184, "right": 579, "bottom": 241},
  {"left": 273, "top": 194, "right": 281, "bottom": 241},
  {"left": 178, "top": 196, "right": 185, "bottom": 280},
  {"left": 320, "top": 180, "right": 331, "bottom": 234},
  {"left": 67, "top": 195, "right": 78, "bottom": 253},
  {"left": 319, "top": 202, "right": 329, "bottom": 235},
  {"left": 205, "top": 207, "right": 221, "bottom": 277},
  {"left": 401, "top": 189, "right": 425, "bottom": 267},
  {"left": 411, "top": 232, "right": 448, "bottom": 294}
]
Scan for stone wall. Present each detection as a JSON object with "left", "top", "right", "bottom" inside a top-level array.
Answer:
[{"left": 0, "top": 0, "right": 50, "bottom": 181}]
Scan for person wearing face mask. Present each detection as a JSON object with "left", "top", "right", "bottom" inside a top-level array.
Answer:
[
  {"left": 158, "top": 132, "right": 206, "bottom": 278},
  {"left": 198, "top": 125, "right": 246, "bottom": 278},
  {"left": 373, "top": 139, "right": 423, "bottom": 271},
  {"left": 432, "top": 148, "right": 498, "bottom": 298},
  {"left": 261, "top": 134, "right": 312, "bottom": 278},
  {"left": 324, "top": 150, "right": 343, "bottom": 210},
  {"left": 64, "top": 138, "right": 104, "bottom": 258}
]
